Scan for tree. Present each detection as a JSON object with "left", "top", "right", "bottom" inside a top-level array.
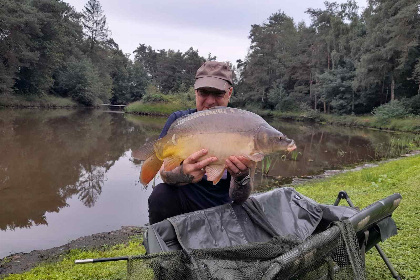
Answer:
[
  {"left": 82, "top": 0, "right": 109, "bottom": 51},
  {"left": 239, "top": 11, "right": 298, "bottom": 107},
  {"left": 355, "top": 0, "right": 419, "bottom": 102}
]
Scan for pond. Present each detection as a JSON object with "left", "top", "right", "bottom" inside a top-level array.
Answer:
[{"left": 0, "top": 108, "right": 416, "bottom": 258}]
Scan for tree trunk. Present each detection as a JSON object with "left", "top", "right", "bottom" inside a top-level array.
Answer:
[
  {"left": 381, "top": 76, "right": 385, "bottom": 104},
  {"left": 309, "top": 73, "right": 312, "bottom": 99},
  {"left": 391, "top": 76, "right": 395, "bottom": 101},
  {"left": 323, "top": 101, "right": 326, "bottom": 113},
  {"left": 327, "top": 44, "right": 331, "bottom": 71},
  {"left": 351, "top": 91, "right": 354, "bottom": 113},
  {"left": 328, "top": 103, "right": 330, "bottom": 114}
]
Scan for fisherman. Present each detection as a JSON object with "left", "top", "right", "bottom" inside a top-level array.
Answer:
[{"left": 148, "top": 61, "right": 253, "bottom": 224}]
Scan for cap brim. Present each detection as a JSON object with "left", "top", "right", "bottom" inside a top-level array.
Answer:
[{"left": 194, "top": 77, "right": 230, "bottom": 91}]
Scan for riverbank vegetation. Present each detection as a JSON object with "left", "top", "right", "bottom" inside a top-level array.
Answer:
[
  {"left": 1, "top": 0, "right": 419, "bottom": 120},
  {"left": 3, "top": 154, "right": 419, "bottom": 280}
]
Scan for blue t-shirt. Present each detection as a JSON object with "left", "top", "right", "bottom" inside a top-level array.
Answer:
[{"left": 159, "top": 109, "right": 232, "bottom": 211}]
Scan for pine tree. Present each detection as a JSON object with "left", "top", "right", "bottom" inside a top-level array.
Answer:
[{"left": 82, "top": 0, "right": 109, "bottom": 51}]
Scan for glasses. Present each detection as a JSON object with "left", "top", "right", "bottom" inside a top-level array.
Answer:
[{"left": 197, "top": 89, "right": 227, "bottom": 99}]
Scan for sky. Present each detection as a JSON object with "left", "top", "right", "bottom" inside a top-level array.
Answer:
[{"left": 65, "top": 0, "right": 366, "bottom": 64}]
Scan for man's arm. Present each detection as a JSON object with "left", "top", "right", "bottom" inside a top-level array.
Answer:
[
  {"left": 160, "top": 149, "right": 217, "bottom": 186},
  {"left": 225, "top": 156, "right": 253, "bottom": 204}
]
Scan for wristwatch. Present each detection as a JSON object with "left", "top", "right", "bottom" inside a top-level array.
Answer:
[{"left": 234, "top": 174, "right": 251, "bottom": 186}]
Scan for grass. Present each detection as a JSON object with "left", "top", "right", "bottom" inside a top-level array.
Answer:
[
  {"left": 0, "top": 94, "right": 78, "bottom": 108},
  {"left": 124, "top": 101, "right": 189, "bottom": 115},
  {"left": 294, "top": 154, "right": 420, "bottom": 280},
  {"left": 2, "top": 237, "right": 148, "bottom": 280},
  {"left": 3, "top": 154, "right": 419, "bottom": 279}
]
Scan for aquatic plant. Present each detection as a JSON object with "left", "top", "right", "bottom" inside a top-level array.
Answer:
[{"left": 291, "top": 150, "right": 301, "bottom": 161}]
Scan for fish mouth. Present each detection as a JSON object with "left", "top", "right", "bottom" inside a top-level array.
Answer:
[{"left": 287, "top": 141, "right": 297, "bottom": 152}]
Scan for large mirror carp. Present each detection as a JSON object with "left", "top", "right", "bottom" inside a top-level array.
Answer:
[{"left": 134, "top": 107, "right": 296, "bottom": 185}]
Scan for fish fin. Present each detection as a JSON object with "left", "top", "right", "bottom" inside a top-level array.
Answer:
[
  {"left": 205, "top": 165, "right": 225, "bottom": 185},
  {"left": 140, "top": 154, "right": 163, "bottom": 185},
  {"left": 163, "top": 156, "right": 183, "bottom": 171},
  {"left": 132, "top": 140, "right": 156, "bottom": 161},
  {"left": 249, "top": 153, "right": 265, "bottom": 162}
]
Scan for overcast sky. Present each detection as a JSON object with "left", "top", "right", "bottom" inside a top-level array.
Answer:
[{"left": 66, "top": 0, "right": 366, "bottom": 64}]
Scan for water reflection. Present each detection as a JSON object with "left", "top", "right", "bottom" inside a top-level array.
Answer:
[
  {"left": 0, "top": 109, "right": 163, "bottom": 232},
  {"left": 0, "top": 109, "right": 417, "bottom": 257}
]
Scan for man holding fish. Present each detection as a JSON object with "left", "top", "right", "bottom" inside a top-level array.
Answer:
[{"left": 142, "top": 61, "right": 296, "bottom": 224}]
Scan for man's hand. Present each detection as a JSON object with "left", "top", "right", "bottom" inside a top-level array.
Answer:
[
  {"left": 160, "top": 149, "right": 217, "bottom": 185},
  {"left": 225, "top": 156, "right": 252, "bottom": 180},
  {"left": 182, "top": 149, "right": 218, "bottom": 183}
]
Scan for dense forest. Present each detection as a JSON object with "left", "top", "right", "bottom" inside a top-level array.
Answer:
[{"left": 0, "top": 0, "right": 419, "bottom": 115}]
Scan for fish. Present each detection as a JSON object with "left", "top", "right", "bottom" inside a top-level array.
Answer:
[{"left": 134, "top": 106, "right": 296, "bottom": 185}]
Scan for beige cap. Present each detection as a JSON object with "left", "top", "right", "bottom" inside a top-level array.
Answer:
[{"left": 194, "top": 61, "right": 233, "bottom": 91}]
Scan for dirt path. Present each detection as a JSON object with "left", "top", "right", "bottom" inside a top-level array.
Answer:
[{"left": 0, "top": 226, "right": 144, "bottom": 277}]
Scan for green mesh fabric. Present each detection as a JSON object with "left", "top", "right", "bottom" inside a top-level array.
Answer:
[{"left": 127, "top": 220, "right": 365, "bottom": 280}]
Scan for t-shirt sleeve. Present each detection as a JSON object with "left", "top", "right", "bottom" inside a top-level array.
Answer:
[{"left": 159, "top": 112, "right": 177, "bottom": 138}]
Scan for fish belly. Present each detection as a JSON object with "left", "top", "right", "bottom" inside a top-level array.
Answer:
[{"left": 160, "top": 132, "right": 255, "bottom": 164}]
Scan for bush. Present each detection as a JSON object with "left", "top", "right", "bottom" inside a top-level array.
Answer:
[
  {"left": 406, "top": 94, "right": 420, "bottom": 115},
  {"left": 54, "top": 57, "right": 111, "bottom": 106},
  {"left": 141, "top": 84, "right": 170, "bottom": 103},
  {"left": 372, "top": 100, "right": 411, "bottom": 121}
]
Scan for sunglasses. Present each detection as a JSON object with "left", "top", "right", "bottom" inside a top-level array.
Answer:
[{"left": 197, "top": 89, "right": 227, "bottom": 98}]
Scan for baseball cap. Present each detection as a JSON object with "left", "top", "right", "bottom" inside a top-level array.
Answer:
[{"left": 194, "top": 61, "right": 233, "bottom": 91}]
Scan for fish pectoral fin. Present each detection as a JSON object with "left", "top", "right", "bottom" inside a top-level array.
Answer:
[
  {"left": 249, "top": 153, "right": 265, "bottom": 162},
  {"left": 140, "top": 154, "right": 163, "bottom": 185},
  {"left": 205, "top": 165, "right": 225, "bottom": 185},
  {"left": 132, "top": 140, "right": 156, "bottom": 161},
  {"left": 163, "top": 156, "right": 183, "bottom": 171}
]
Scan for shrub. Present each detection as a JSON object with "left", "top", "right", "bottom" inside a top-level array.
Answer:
[
  {"left": 372, "top": 100, "right": 411, "bottom": 121},
  {"left": 141, "top": 84, "right": 169, "bottom": 103},
  {"left": 406, "top": 94, "right": 420, "bottom": 115},
  {"left": 54, "top": 57, "right": 111, "bottom": 106}
]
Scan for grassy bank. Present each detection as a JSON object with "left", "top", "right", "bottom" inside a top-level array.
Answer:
[
  {"left": 0, "top": 94, "right": 78, "bottom": 108},
  {"left": 3, "top": 154, "right": 419, "bottom": 280},
  {"left": 124, "top": 102, "right": 420, "bottom": 133},
  {"left": 124, "top": 101, "right": 189, "bottom": 115},
  {"left": 247, "top": 107, "right": 420, "bottom": 133}
]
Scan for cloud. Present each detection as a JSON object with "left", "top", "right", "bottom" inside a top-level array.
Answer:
[{"left": 66, "top": 0, "right": 366, "bottom": 63}]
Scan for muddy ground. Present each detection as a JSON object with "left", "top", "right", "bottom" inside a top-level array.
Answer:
[
  {"left": 0, "top": 226, "right": 144, "bottom": 277},
  {"left": 1, "top": 151, "right": 418, "bottom": 278}
]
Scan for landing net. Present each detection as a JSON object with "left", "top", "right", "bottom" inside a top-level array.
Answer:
[{"left": 127, "top": 220, "right": 365, "bottom": 280}]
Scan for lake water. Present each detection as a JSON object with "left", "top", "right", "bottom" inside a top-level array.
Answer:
[{"left": 0, "top": 108, "right": 414, "bottom": 258}]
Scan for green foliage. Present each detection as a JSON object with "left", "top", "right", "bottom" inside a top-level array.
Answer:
[
  {"left": 134, "top": 45, "right": 205, "bottom": 94},
  {"left": 405, "top": 94, "right": 420, "bottom": 115},
  {"left": 372, "top": 100, "right": 411, "bottom": 121},
  {"left": 141, "top": 84, "right": 170, "bottom": 103},
  {"left": 236, "top": 0, "right": 419, "bottom": 115},
  {"left": 125, "top": 86, "right": 195, "bottom": 115},
  {"left": 2, "top": 238, "right": 149, "bottom": 280},
  {"left": 295, "top": 154, "right": 420, "bottom": 280},
  {"left": 82, "top": 0, "right": 109, "bottom": 51},
  {"left": 54, "top": 57, "right": 111, "bottom": 106}
]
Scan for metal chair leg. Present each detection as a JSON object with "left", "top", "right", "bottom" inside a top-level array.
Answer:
[{"left": 334, "top": 191, "right": 401, "bottom": 280}]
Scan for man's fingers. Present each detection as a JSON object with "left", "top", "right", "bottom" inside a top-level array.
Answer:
[
  {"left": 237, "top": 156, "right": 252, "bottom": 168},
  {"left": 194, "top": 156, "right": 218, "bottom": 170},
  {"left": 228, "top": 156, "right": 248, "bottom": 171},
  {"left": 185, "top": 149, "right": 208, "bottom": 164}
]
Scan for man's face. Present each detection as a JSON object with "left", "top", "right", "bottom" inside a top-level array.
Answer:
[{"left": 195, "top": 87, "right": 233, "bottom": 111}]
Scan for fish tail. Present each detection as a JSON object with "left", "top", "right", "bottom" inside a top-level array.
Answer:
[{"left": 140, "top": 154, "right": 163, "bottom": 185}]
